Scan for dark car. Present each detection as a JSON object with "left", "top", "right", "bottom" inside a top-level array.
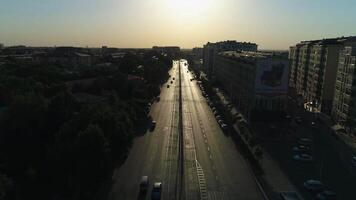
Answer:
[
  {"left": 139, "top": 176, "right": 149, "bottom": 193},
  {"left": 280, "top": 191, "right": 302, "bottom": 200},
  {"left": 167, "top": 84, "right": 170, "bottom": 88},
  {"left": 303, "top": 180, "right": 323, "bottom": 192},
  {"left": 316, "top": 191, "right": 336, "bottom": 200},
  {"left": 293, "top": 145, "right": 311, "bottom": 152},
  {"left": 298, "top": 137, "right": 312, "bottom": 145},
  {"left": 151, "top": 182, "right": 162, "bottom": 200}
]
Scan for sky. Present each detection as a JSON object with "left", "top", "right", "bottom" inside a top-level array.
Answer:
[{"left": 0, "top": 0, "right": 356, "bottom": 50}]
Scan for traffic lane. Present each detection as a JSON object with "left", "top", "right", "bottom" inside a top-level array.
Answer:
[
  {"left": 183, "top": 68, "right": 263, "bottom": 199},
  {"left": 108, "top": 65, "right": 179, "bottom": 200}
]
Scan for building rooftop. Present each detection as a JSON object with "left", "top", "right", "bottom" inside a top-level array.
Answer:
[{"left": 218, "top": 51, "right": 273, "bottom": 62}]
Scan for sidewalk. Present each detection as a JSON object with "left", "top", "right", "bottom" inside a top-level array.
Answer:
[
  {"left": 261, "top": 151, "right": 304, "bottom": 199},
  {"left": 213, "top": 87, "right": 303, "bottom": 199}
]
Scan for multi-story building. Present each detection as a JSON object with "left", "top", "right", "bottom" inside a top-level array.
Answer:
[
  {"left": 215, "top": 51, "right": 289, "bottom": 121},
  {"left": 152, "top": 46, "right": 180, "bottom": 54},
  {"left": 289, "top": 36, "right": 356, "bottom": 114},
  {"left": 203, "top": 40, "right": 258, "bottom": 77},
  {"left": 332, "top": 46, "right": 356, "bottom": 133},
  {"left": 288, "top": 46, "right": 300, "bottom": 88}
]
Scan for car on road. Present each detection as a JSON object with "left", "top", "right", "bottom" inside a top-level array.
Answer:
[
  {"left": 279, "top": 191, "right": 302, "bottom": 200},
  {"left": 293, "top": 145, "right": 311, "bottom": 152},
  {"left": 139, "top": 176, "right": 149, "bottom": 193},
  {"left": 172, "top": 77, "right": 175, "bottom": 80},
  {"left": 151, "top": 182, "right": 162, "bottom": 200},
  {"left": 170, "top": 80, "right": 173, "bottom": 84},
  {"left": 167, "top": 84, "right": 170, "bottom": 88},
  {"left": 303, "top": 180, "right": 323, "bottom": 192},
  {"left": 293, "top": 154, "right": 313, "bottom": 162},
  {"left": 316, "top": 191, "right": 336, "bottom": 200},
  {"left": 150, "top": 121, "right": 156, "bottom": 131},
  {"left": 298, "top": 137, "right": 312, "bottom": 145}
]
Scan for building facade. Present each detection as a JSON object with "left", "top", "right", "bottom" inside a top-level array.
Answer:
[
  {"left": 332, "top": 46, "right": 356, "bottom": 132},
  {"left": 203, "top": 40, "right": 258, "bottom": 78},
  {"left": 289, "top": 36, "right": 356, "bottom": 114},
  {"left": 215, "top": 51, "right": 289, "bottom": 121}
]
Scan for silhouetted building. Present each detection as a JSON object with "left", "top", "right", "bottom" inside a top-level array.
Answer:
[
  {"left": 192, "top": 47, "right": 203, "bottom": 59},
  {"left": 152, "top": 46, "right": 180, "bottom": 54},
  {"left": 0, "top": 43, "right": 4, "bottom": 49},
  {"left": 203, "top": 40, "right": 258, "bottom": 77},
  {"left": 49, "top": 47, "right": 92, "bottom": 68},
  {"left": 289, "top": 36, "right": 356, "bottom": 114},
  {"left": 332, "top": 46, "right": 356, "bottom": 134},
  {"left": 215, "top": 51, "right": 289, "bottom": 120}
]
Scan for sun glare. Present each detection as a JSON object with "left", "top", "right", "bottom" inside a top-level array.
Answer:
[{"left": 164, "top": 0, "right": 211, "bottom": 17}]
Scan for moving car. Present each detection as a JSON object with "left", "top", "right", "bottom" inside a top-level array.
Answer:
[
  {"left": 139, "top": 176, "right": 149, "bottom": 193},
  {"left": 151, "top": 182, "right": 162, "bottom": 200},
  {"left": 316, "top": 191, "right": 336, "bottom": 200},
  {"left": 303, "top": 180, "right": 323, "bottom": 192},
  {"left": 293, "top": 154, "right": 313, "bottom": 162},
  {"left": 150, "top": 121, "right": 157, "bottom": 131}
]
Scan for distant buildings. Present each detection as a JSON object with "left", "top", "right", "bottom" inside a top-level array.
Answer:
[
  {"left": 49, "top": 47, "right": 92, "bottom": 67},
  {"left": 152, "top": 46, "right": 180, "bottom": 54},
  {"left": 0, "top": 43, "right": 4, "bottom": 49},
  {"left": 203, "top": 40, "right": 258, "bottom": 77},
  {"left": 289, "top": 36, "right": 356, "bottom": 114},
  {"left": 214, "top": 51, "right": 289, "bottom": 120},
  {"left": 332, "top": 46, "right": 356, "bottom": 131}
]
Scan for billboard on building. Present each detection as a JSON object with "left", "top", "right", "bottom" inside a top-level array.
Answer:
[{"left": 255, "top": 58, "right": 289, "bottom": 96}]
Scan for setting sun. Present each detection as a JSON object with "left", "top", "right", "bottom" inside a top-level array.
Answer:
[{"left": 163, "top": 0, "right": 212, "bottom": 17}]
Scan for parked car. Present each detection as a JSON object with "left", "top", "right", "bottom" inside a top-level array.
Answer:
[
  {"left": 215, "top": 115, "right": 222, "bottom": 120},
  {"left": 351, "top": 155, "right": 356, "bottom": 167},
  {"left": 221, "top": 124, "right": 228, "bottom": 130},
  {"left": 293, "top": 154, "right": 313, "bottom": 162},
  {"left": 293, "top": 145, "right": 311, "bottom": 152},
  {"left": 303, "top": 180, "right": 323, "bottom": 192},
  {"left": 316, "top": 191, "right": 336, "bottom": 200},
  {"left": 218, "top": 120, "right": 224, "bottom": 125},
  {"left": 298, "top": 137, "right": 312, "bottom": 145},
  {"left": 139, "top": 176, "right": 149, "bottom": 193},
  {"left": 279, "top": 191, "right": 302, "bottom": 200},
  {"left": 151, "top": 182, "right": 162, "bottom": 200},
  {"left": 295, "top": 116, "right": 303, "bottom": 123}
]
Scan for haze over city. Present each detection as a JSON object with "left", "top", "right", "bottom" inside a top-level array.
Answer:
[
  {"left": 1, "top": 1, "right": 356, "bottom": 200},
  {"left": 1, "top": 0, "right": 356, "bottom": 49}
]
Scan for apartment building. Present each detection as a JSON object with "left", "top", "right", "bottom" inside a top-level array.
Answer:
[
  {"left": 203, "top": 40, "right": 258, "bottom": 77},
  {"left": 289, "top": 36, "right": 356, "bottom": 114},
  {"left": 332, "top": 46, "right": 356, "bottom": 132},
  {"left": 215, "top": 51, "right": 289, "bottom": 120}
]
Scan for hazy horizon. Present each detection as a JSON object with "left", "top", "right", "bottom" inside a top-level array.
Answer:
[{"left": 1, "top": 0, "right": 356, "bottom": 50}]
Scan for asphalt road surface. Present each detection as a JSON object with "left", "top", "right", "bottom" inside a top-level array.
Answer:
[{"left": 108, "top": 60, "right": 263, "bottom": 200}]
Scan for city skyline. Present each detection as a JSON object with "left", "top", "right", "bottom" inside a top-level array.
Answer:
[{"left": 1, "top": 0, "right": 356, "bottom": 49}]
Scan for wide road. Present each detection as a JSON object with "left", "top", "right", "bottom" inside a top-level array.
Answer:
[{"left": 108, "top": 59, "right": 263, "bottom": 200}]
